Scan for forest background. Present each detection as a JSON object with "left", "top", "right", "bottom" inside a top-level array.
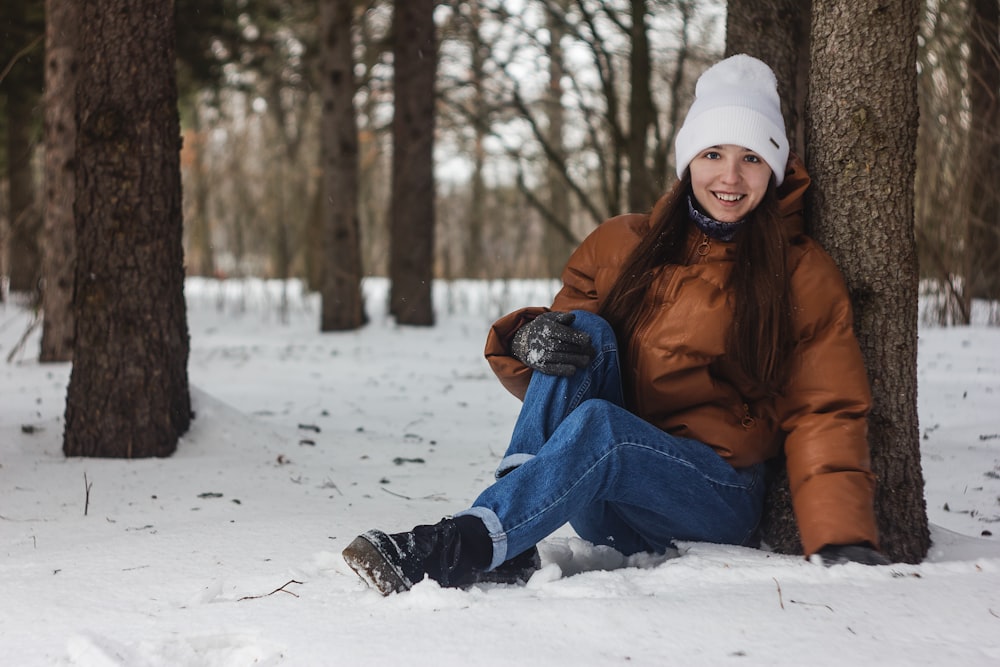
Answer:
[{"left": 2, "top": 0, "right": 997, "bottom": 323}]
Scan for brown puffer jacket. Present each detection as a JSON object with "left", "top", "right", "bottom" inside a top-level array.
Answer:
[{"left": 484, "top": 156, "right": 879, "bottom": 556}]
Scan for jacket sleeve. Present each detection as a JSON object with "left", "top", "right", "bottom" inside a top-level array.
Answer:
[
  {"left": 484, "top": 220, "right": 619, "bottom": 400},
  {"left": 777, "top": 242, "right": 880, "bottom": 556}
]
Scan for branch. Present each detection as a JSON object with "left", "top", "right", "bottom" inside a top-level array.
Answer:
[
  {"left": 83, "top": 473, "right": 93, "bottom": 517},
  {"left": 514, "top": 167, "right": 581, "bottom": 245},
  {"left": 0, "top": 34, "right": 44, "bottom": 86},
  {"left": 238, "top": 580, "right": 303, "bottom": 601},
  {"left": 5, "top": 311, "right": 42, "bottom": 364},
  {"left": 915, "top": 226, "right": 970, "bottom": 324},
  {"left": 507, "top": 84, "right": 607, "bottom": 225}
]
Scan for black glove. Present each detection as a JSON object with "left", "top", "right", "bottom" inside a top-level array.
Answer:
[
  {"left": 510, "top": 311, "right": 595, "bottom": 377},
  {"left": 815, "top": 543, "right": 891, "bottom": 567}
]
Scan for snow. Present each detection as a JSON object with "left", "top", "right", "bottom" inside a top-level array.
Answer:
[{"left": 2, "top": 277, "right": 999, "bottom": 667}]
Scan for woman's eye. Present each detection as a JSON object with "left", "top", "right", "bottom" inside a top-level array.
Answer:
[
  {"left": 744, "top": 154, "right": 760, "bottom": 163},
  {"left": 704, "top": 151, "right": 720, "bottom": 159}
]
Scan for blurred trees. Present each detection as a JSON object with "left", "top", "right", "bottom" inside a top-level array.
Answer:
[
  {"left": 39, "top": 0, "right": 77, "bottom": 362},
  {"left": 1, "top": 0, "right": 997, "bottom": 325},
  {"left": 917, "top": 0, "right": 1000, "bottom": 324},
  {"left": 319, "top": 0, "right": 365, "bottom": 330},
  {"left": 967, "top": 0, "right": 1000, "bottom": 304},
  {"left": 389, "top": 0, "right": 437, "bottom": 325},
  {"left": 0, "top": 0, "right": 44, "bottom": 296}
]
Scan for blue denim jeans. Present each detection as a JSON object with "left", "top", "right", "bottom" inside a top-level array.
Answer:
[{"left": 457, "top": 310, "right": 765, "bottom": 571}]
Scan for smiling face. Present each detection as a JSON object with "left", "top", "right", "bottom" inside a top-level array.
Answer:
[{"left": 688, "top": 145, "right": 773, "bottom": 223}]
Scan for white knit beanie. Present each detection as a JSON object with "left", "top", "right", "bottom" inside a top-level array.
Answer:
[{"left": 674, "top": 54, "right": 789, "bottom": 186}]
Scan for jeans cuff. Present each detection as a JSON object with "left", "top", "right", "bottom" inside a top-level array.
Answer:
[
  {"left": 454, "top": 506, "right": 507, "bottom": 570},
  {"left": 495, "top": 453, "right": 535, "bottom": 479}
]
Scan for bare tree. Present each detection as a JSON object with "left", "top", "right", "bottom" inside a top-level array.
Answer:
[
  {"left": 319, "top": 0, "right": 366, "bottom": 330},
  {"left": 180, "top": 107, "right": 216, "bottom": 279},
  {"left": 389, "top": 0, "right": 437, "bottom": 325},
  {"left": 966, "top": 0, "right": 1000, "bottom": 304},
  {"left": 65, "top": 0, "right": 191, "bottom": 459},
  {"left": 466, "top": 0, "right": 490, "bottom": 278},
  {"left": 39, "top": 0, "right": 77, "bottom": 361},
  {"left": 542, "top": 0, "right": 575, "bottom": 276},
  {"left": 3, "top": 0, "right": 43, "bottom": 295},
  {"left": 808, "top": 0, "right": 928, "bottom": 562},
  {"left": 626, "top": 0, "right": 655, "bottom": 211},
  {"left": 915, "top": 0, "right": 969, "bottom": 324}
]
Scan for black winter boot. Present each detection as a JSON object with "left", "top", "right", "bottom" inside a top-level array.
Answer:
[
  {"left": 460, "top": 546, "right": 541, "bottom": 587},
  {"left": 342, "top": 516, "right": 541, "bottom": 595}
]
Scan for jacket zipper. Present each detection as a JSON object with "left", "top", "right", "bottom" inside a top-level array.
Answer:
[{"left": 697, "top": 234, "right": 711, "bottom": 257}]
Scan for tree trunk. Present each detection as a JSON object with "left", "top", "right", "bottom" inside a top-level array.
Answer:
[
  {"left": 725, "top": 0, "right": 811, "bottom": 156},
  {"left": 543, "top": 0, "right": 574, "bottom": 277},
  {"left": 626, "top": 0, "right": 655, "bottom": 212},
  {"left": 807, "top": 0, "right": 928, "bottom": 562},
  {"left": 389, "top": 0, "right": 437, "bottom": 326},
  {"left": 319, "top": 0, "right": 365, "bottom": 331},
  {"left": 65, "top": 0, "right": 191, "bottom": 459},
  {"left": 467, "top": 0, "right": 488, "bottom": 279},
  {"left": 39, "top": 0, "right": 77, "bottom": 362},
  {"left": 966, "top": 0, "right": 1000, "bottom": 302},
  {"left": 5, "top": 8, "right": 42, "bottom": 296},
  {"left": 726, "top": 0, "right": 812, "bottom": 554},
  {"left": 182, "top": 109, "right": 216, "bottom": 278}
]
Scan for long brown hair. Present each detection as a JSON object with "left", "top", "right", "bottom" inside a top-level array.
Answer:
[{"left": 599, "top": 173, "right": 792, "bottom": 396}]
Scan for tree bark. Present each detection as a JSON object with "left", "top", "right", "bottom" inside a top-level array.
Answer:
[
  {"left": 389, "top": 0, "right": 437, "bottom": 325},
  {"left": 39, "top": 0, "right": 77, "bottom": 362},
  {"left": 65, "top": 0, "right": 191, "bottom": 459},
  {"left": 807, "top": 0, "right": 928, "bottom": 562},
  {"left": 725, "top": 0, "right": 811, "bottom": 157},
  {"left": 319, "top": 0, "right": 366, "bottom": 331}
]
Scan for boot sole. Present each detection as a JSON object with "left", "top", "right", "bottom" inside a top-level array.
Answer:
[{"left": 342, "top": 531, "right": 412, "bottom": 596}]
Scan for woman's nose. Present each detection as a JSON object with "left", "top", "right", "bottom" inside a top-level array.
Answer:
[{"left": 720, "top": 158, "right": 741, "bottom": 183}]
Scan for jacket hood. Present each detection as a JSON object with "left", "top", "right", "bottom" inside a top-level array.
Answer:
[{"left": 776, "top": 152, "right": 810, "bottom": 237}]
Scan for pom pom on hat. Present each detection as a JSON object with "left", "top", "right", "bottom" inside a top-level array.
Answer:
[{"left": 674, "top": 54, "right": 789, "bottom": 185}]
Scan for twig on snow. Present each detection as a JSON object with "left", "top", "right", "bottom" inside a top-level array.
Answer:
[
  {"left": 83, "top": 473, "right": 93, "bottom": 516},
  {"left": 238, "top": 580, "right": 304, "bottom": 602},
  {"left": 773, "top": 577, "right": 784, "bottom": 610},
  {"left": 790, "top": 599, "right": 834, "bottom": 612},
  {"left": 379, "top": 487, "right": 448, "bottom": 502},
  {"left": 380, "top": 487, "right": 414, "bottom": 500}
]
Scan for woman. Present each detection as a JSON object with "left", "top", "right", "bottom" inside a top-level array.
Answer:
[{"left": 343, "top": 55, "right": 889, "bottom": 596}]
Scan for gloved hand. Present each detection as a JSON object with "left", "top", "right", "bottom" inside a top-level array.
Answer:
[
  {"left": 510, "top": 311, "right": 595, "bottom": 377},
  {"left": 815, "top": 543, "right": 891, "bottom": 567}
]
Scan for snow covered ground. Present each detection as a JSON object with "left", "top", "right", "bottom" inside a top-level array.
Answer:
[{"left": 2, "top": 278, "right": 999, "bottom": 666}]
